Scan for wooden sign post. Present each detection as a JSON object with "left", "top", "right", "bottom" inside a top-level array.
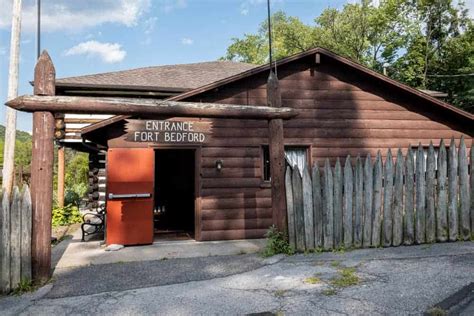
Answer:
[
  {"left": 267, "top": 71, "right": 287, "bottom": 232},
  {"left": 31, "top": 51, "right": 55, "bottom": 283}
]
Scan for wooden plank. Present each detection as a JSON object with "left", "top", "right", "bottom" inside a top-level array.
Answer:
[
  {"left": 372, "top": 152, "right": 383, "bottom": 247},
  {"left": 333, "top": 159, "right": 343, "bottom": 248},
  {"left": 285, "top": 167, "right": 296, "bottom": 249},
  {"left": 425, "top": 143, "right": 436, "bottom": 243},
  {"left": 392, "top": 149, "right": 404, "bottom": 246},
  {"left": 202, "top": 178, "right": 262, "bottom": 189},
  {"left": 312, "top": 163, "right": 323, "bottom": 248},
  {"left": 201, "top": 197, "right": 271, "bottom": 210},
  {"left": 296, "top": 109, "right": 434, "bottom": 120},
  {"left": 303, "top": 166, "right": 314, "bottom": 249},
  {"left": 383, "top": 149, "right": 394, "bottom": 247},
  {"left": 415, "top": 144, "right": 426, "bottom": 244},
  {"left": 436, "top": 140, "right": 448, "bottom": 242},
  {"left": 292, "top": 166, "right": 305, "bottom": 251},
  {"left": 20, "top": 185, "right": 32, "bottom": 281},
  {"left": 201, "top": 188, "right": 271, "bottom": 198},
  {"left": 202, "top": 168, "right": 260, "bottom": 178},
  {"left": 353, "top": 156, "right": 363, "bottom": 248},
  {"left": 7, "top": 95, "right": 298, "bottom": 120},
  {"left": 201, "top": 218, "right": 273, "bottom": 231},
  {"left": 404, "top": 147, "right": 415, "bottom": 245},
  {"left": 201, "top": 208, "right": 272, "bottom": 220},
  {"left": 0, "top": 190, "right": 11, "bottom": 293},
  {"left": 201, "top": 157, "right": 260, "bottom": 168},
  {"left": 343, "top": 156, "right": 353, "bottom": 248},
  {"left": 458, "top": 137, "right": 470, "bottom": 240},
  {"left": 363, "top": 154, "right": 373, "bottom": 248},
  {"left": 10, "top": 187, "right": 21, "bottom": 288},
  {"left": 448, "top": 138, "right": 458, "bottom": 241},
  {"left": 323, "top": 159, "right": 334, "bottom": 250},
  {"left": 284, "top": 119, "right": 455, "bottom": 131},
  {"left": 31, "top": 52, "right": 55, "bottom": 284}
]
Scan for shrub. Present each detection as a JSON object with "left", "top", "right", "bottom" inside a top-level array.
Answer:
[
  {"left": 262, "top": 225, "right": 294, "bottom": 257},
  {"left": 52, "top": 204, "right": 82, "bottom": 227}
]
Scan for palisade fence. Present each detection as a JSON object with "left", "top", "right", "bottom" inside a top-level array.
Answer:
[
  {"left": 285, "top": 138, "right": 473, "bottom": 252},
  {"left": 0, "top": 185, "right": 32, "bottom": 294}
]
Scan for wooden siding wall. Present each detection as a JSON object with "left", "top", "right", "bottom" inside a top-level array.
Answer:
[
  {"left": 184, "top": 54, "right": 472, "bottom": 241},
  {"left": 103, "top": 54, "right": 472, "bottom": 241}
]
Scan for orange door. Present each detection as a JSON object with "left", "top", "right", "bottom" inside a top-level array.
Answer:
[{"left": 106, "top": 148, "right": 154, "bottom": 245}]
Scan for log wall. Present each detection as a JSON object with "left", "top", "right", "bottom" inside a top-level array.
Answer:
[{"left": 102, "top": 54, "right": 472, "bottom": 241}]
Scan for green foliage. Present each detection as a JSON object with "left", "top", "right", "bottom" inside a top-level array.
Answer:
[
  {"left": 11, "top": 278, "right": 34, "bottom": 295},
  {"left": 52, "top": 204, "right": 82, "bottom": 227},
  {"left": 304, "top": 276, "right": 321, "bottom": 284},
  {"left": 262, "top": 225, "right": 294, "bottom": 257},
  {"left": 330, "top": 267, "right": 360, "bottom": 288},
  {"left": 222, "top": 0, "right": 474, "bottom": 112}
]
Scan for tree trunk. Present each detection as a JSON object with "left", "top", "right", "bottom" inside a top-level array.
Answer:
[{"left": 2, "top": 0, "right": 22, "bottom": 197}]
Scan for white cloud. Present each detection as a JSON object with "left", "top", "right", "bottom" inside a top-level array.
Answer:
[
  {"left": 0, "top": 0, "right": 151, "bottom": 32},
  {"left": 64, "top": 41, "right": 126, "bottom": 63},
  {"left": 181, "top": 38, "right": 193, "bottom": 45},
  {"left": 143, "top": 17, "right": 158, "bottom": 35}
]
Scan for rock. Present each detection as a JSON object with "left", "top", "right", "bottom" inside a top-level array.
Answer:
[{"left": 105, "top": 244, "right": 124, "bottom": 251}]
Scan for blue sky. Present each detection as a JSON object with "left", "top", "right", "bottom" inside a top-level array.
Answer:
[{"left": 0, "top": 0, "right": 472, "bottom": 132}]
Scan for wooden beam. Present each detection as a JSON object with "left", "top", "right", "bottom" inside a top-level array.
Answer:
[
  {"left": 30, "top": 51, "right": 55, "bottom": 283},
  {"left": 6, "top": 95, "right": 298, "bottom": 120},
  {"left": 267, "top": 71, "right": 287, "bottom": 232}
]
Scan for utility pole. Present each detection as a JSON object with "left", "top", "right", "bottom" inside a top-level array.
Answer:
[{"left": 3, "top": 0, "right": 23, "bottom": 197}]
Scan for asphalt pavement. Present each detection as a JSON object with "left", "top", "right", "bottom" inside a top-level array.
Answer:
[{"left": 0, "top": 241, "right": 473, "bottom": 315}]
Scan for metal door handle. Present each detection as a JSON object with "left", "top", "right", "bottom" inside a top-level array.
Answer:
[{"left": 108, "top": 193, "right": 152, "bottom": 200}]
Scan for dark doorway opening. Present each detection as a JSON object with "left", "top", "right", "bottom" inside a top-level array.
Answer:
[{"left": 154, "top": 149, "right": 195, "bottom": 240}]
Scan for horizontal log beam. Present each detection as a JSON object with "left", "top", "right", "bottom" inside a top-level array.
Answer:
[{"left": 6, "top": 95, "right": 298, "bottom": 120}]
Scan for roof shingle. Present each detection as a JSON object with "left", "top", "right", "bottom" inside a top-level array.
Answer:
[{"left": 56, "top": 61, "right": 257, "bottom": 91}]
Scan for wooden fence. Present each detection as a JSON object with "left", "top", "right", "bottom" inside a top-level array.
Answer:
[
  {"left": 0, "top": 185, "right": 32, "bottom": 293},
  {"left": 285, "top": 138, "right": 473, "bottom": 252}
]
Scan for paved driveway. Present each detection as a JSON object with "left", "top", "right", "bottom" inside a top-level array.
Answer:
[{"left": 1, "top": 242, "right": 473, "bottom": 315}]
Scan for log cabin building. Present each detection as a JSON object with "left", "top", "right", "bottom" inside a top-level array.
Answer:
[{"left": 56, "top": 47, "right": 473, "bottom": 245}]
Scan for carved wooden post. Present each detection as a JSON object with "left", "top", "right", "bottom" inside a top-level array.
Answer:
[
  {"left": 31, "top": 51, "right": 55, "bottom": 283},
  {"left": 267, "top": 71, "right": 286, "bottom": 232}
]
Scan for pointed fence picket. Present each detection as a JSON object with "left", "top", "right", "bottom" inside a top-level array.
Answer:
[
  {"left": 285, "top": 138, "right": 473, "bottom": 252},
  {"left": 0, "top": 185, "right": 32, "bottom": 294}
]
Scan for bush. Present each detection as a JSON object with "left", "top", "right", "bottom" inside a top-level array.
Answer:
[
  {"left": 64, "top": 183, "right": 88, "bottom": 207},
  {"left": 52, "top": 204, "right": 82, "bottom": 227},
  {"left": 262, "top": 225, "right": 294, "bottom": 257}
]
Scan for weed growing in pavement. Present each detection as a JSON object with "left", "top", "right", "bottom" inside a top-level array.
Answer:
[
  {"left": 426, "top": 307, "right": 447, "bottom": 316},
  {"left": 304, "top": 276, "right": 321, "bottom": 284},
  {"left": 330, "top": 261, "right": 341, "bottom": 268},
  {"left": 11, "top": 278, "right": 35, "bottom": 296},
  {"left": 262, "top": 225, "right": 294, "bottom": 257},
  {"left": 322, "top": 288, "right": 337, "bottom": 296},
  {"left": 274, "top": 289, "right": 287, "bottom": 297},
  {"left": 330, "top": 267, "right": 360, "bottom": 288}
]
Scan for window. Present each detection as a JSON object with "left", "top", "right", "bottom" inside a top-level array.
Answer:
[{"left": 261, "top": 145, "right": 310, "bottom": 182}]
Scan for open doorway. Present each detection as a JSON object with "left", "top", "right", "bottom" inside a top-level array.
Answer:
[{"left": 154, "top": 149, "right": 195, "bottom": 240}]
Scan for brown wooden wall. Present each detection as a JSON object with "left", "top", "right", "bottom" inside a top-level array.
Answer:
[{"left": 101, "top": 53, "right": 473, "bottom": 241}]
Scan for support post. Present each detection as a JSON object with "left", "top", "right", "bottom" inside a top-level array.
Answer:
[
  {"left": 267, "top": 71, "right": 286, "bottom": 232},
  {"left": 31, "top": 51, "right": 55, "bottom": 283},
  {"left": 57, "top": 146, "right": 65, "bottom": 208}
]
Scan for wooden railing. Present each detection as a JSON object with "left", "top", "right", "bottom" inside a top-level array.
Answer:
[
  {"left": 285, "top": 137, "right": 473, "bottom": 251},
  {"left": 0, "top": 185, "right": 32, "bottom": 293}
]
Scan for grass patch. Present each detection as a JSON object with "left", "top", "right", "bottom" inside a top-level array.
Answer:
[
  {"left": 322, "top": 288, "right": 337, "bottom": 296},
  {"left": 304, "top": 276, "right": 321, "bottom": 284},
  {"left": 330, "top": 268, "right": 360, "bottom": 288},
  {"left": 262, "top": 225, "right": 294, "bottom": 257},
  {"left": 330, "top": 261, "right": 341, "bottom": 268},
  {"left": 426, "top": 307, "right": 447, "bottom": 316},
  {"left": 11, "top": 278, "right": 35, "bottom": 296}
]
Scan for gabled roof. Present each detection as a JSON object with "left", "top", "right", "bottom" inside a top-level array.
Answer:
[
  {"left": 56, "top": 60, "right": 257, "bottom": 92},
  {"left": 82, "top": 47, "right": 473, "bottom": 136}
]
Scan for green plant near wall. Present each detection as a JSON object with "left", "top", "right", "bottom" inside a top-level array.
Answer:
[
  {"left": 262, "top": 225, "right": 294, "bottom": 257},
  {"left": 52, "top": 204, "right": 82, "bottom": 227}
]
